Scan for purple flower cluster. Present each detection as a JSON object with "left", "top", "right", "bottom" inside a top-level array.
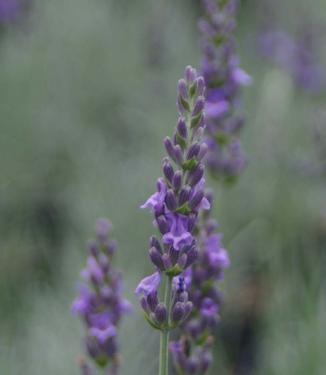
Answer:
[
  {"left": 170, "top": 192, "right": 230, "bottom": 374},
  {"left": 0, "top": 0, "right": 21, "bottom": 23},
  {"left": 135, "top": 65, "right": 210, "bottom": 330},
  {"left": 170, "top": 337, "right": 213, "bottom": 374},
  {"left": 72, "top": 218, "right": 132, "bottom": 375},
  {"left": 137, "top": 272, "right": 194, "bottom": 331},
  {"left": 199, "top": 0, "right": 251, "bottom": 181},
  {"left": 259, "top": 29, "right": 326, "bottom": 94}
]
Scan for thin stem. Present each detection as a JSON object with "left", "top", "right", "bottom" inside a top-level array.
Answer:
[{"left": 159, "top": 275, "right": 173, "bottom": 375}]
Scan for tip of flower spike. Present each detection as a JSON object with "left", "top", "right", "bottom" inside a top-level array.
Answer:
[
  {"left": 185, "top": 65, "right": 197, "bottom": 83},
  {"left": 95, "top": 218, "right": 112, "bottom": 239}
]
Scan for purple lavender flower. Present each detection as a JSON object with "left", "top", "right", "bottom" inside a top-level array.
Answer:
[
  {"left": 136, "top": 66, "right": 210, "bottom": 374},
  {"left": 170, "top": 337, "right": 213, "bottom": 375},
  {"left": 170, "top": 192, "right": 230, "bottom": 374},
  {"left": 136, "top": 65, "right": 210, "bottom": 291},
  {"left": 0, "top": 0, "right": 21, "bottom": 23},
  {"left": 199, "top": 0, "right": 251, "bottom": 182},
  {"left": 259, "top": 28, "right": 326, "bottom": 94},
  {"left": 72, "top": 218, "right": 132, "bottom": 374}
]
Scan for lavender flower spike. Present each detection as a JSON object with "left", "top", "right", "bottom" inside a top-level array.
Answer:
[
  {"left": 72, "top": 218, "right": 132, "bottom": 374},
  {"left": 136, "top": 66, "right": 210, "bottom": 375},
  {"left": 199, "top": 0, "right": 251, "bottom": 182},
  {"left": 170, "top": 191, "right": 230, "bottom": 374},
  {"left": 259, "top": 28, "right": 326, "bottom": 94},
  {"left": 0, "top": 0, "right": 21, "bottom": 23}
]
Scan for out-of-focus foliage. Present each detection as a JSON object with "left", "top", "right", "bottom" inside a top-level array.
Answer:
[{"left": 0, "top": 0, "right": 325, "bottom": 374}]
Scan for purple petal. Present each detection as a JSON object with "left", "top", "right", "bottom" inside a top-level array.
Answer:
[
  {"left": 135, "top": 271, "right": 161, "bottom": 296},
  {"left": 232, "top": 67, "right": 252, "bottom": 86},
  {"left": 89, "top": 325, "right": 117, "bottom": 344},
  {"left": 140, "top": 178, "right": 167, "bottom": 211},
  {"left": 205, "top": 100, "right": 230, "bottom": 120}
]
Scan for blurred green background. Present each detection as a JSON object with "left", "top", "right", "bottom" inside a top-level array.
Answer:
[{"left": 0, "top": 0, "right": 325, "bottom": 374}]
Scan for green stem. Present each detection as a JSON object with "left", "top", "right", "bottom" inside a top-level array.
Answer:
[{"left": 159, "top": 275, "right": 173, "bottom": 375}]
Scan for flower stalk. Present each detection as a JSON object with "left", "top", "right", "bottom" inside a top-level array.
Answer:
[{"left": 159, "top": 276, "right": 172, "bottom": 375}]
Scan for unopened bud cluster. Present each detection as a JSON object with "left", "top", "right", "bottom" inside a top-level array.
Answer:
[
  {"left": 170, "top": 336, "right": 213, "bottom": 374},
  {"left": 139, "top": 276, "right": 193, "bottom": 331}
]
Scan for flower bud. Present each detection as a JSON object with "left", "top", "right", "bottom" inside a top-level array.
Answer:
[
  {"left": 154, "top": 202, "right": 165, "bottom": 217},
  {"left": 198, "top": 142, "right": 208, "bottom": 160},
  {"left": 98, "top": 253, "right": 110, "bottom": 273},
  {"left": 140, "top": 296, "right": 149, "bottom": 313},
  {"left": 95, "top": 218, "right": 112, "bottom": 241},
  {"left": 183, "top": 301, "right": 193, "bottom": 319},
  {"left": 172, "top": 302, "right": 185, "bottom": 324},
  {"left": 187, "top": 358, "right": 199, "bottom": 374},
  {"left": 164, "top": 137, "right": 178, "bottom": 164},
  {"left": 196, "top": 76, "right": 205, "bottom": 96},
  {"left": 88, "top": 240, "right": 99, "bottom": 257},
  {"left": 156, "top": 216, "right": 169, "bottom": 234},
  {"left": 189, "top": 190, "right": 204, "bottom": 210},
  {"left": 185, "top": 248, "right": 198, "bottom": 268},
  {"left": 177, "top": 117, "right": 188, "bottom": 139},
  {"left": 172, "top": 171, "right": 182, "bottom": 192},
  {"left": 162, "top": 253, "right": 172, "bottom": 270},
  {"left": 192, "top": 97, "right": 205, "bottom": 116},
  {"left": 186, "top": 319, "right": 202, "bottom": 339},
  {"left": 163, "top": 159, "right": 174, "bottom": 184},
  {"left": 174, "top": 145, "right": 184, "bottom": 165},
  {"left": 178, "top": 291, "right": 188, "bottom": 303},
  {"left": 186, "top": 143, "right": 200, "bottom": 160},
  {"left": 179, "top": 186, "right": 191, "bottom": 206},
  {"left": 200, "top": 352, "right": 213, "bottom": 373},
  {"left": 104, "top": 239, "right": 117, "bottom": 256},
  {"left": 178, "top": 79, "right": 188, "bottom": 98},
  {"left": 154, "top": 303, "right": 167, "bottom": 324},
  {"left": 165, "top": 189, "right": 178, "bottom": 211},
  {"left": 149, "top": 247, "right": 165, "bottom": 271},
  {"left": 187, "top": 213, "right": 197, "bottom": 232},
  {"left": 147, "top": 291, "right": 159, "bottom": 312},
  {"left": 185, "top": 65, "right": 197, "bottom": 83},
  {"left": 188, "top": 164, "right": 204, "bottom": 187},
  {"left": 150, "top": 236, "right": 162, "bottom": 254}
]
